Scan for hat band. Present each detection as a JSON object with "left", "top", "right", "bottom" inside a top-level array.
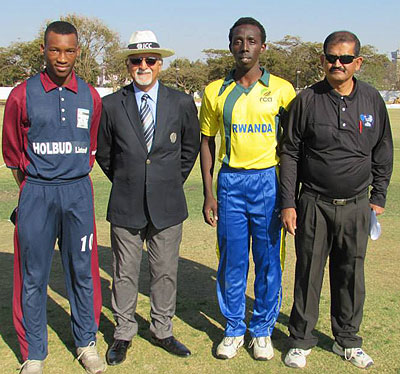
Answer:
[{"left": 127, "top": 42, "right": 160, "bottom": 50}]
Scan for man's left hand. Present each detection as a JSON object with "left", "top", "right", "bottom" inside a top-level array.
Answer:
[{"left": 370, "top": 203, "right": 385, "bottom": 216}]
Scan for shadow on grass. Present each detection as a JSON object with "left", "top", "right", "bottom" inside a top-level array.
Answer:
[
  {"left": 96, "top": 244, "right": 228, "bottom": 355},
  {"left": 96, "top": 245, "right": 333, "bottom": 357},
  {"left": 47, "top": 249, "right": 114, "bottom": 357},
  {"left": 0, "top": 250, "right": 114, "bottom": 363},
  {"left": 274, "top": 313, "right": 334, "bottom": 359},
  {"left": 0, "top": 252, "right": 20, "bottom": 361},
  {"left": 0, "top": 247, "right": 333, "bottom": 362}
]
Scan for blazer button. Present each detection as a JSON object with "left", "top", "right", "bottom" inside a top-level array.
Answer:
[{"left": 146, "top": 159, "right": 151, "bottom": 165}]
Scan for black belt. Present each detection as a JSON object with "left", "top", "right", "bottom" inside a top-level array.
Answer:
[{"left": 302, "top": 187, "right": 368, "bottom": 206}]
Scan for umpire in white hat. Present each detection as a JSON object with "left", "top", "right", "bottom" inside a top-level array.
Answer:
[{"left": 96, "top": 30, "right": 200, "bottom": 365}]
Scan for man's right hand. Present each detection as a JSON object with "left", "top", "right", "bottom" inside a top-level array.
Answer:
[
  {"left": 203, "top": 196, "right": 218, "bottom": 227},
  {"left": 281, "top": 207, "right": 297, "bottom": 235}
]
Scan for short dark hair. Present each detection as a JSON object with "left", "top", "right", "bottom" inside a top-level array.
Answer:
[
  {"left": 323, "top": 31, "right": 361, "bottom": 56},
  {"left": 44, "top": 21, "right": 78, "bottom": 45},
  {"left": 229, "top": 17, "right": 266, "bottom": 44}
]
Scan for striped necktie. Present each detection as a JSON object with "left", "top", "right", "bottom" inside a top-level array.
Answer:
[{"left": 140, "top": 94, "right": 155, "bottom": 152}]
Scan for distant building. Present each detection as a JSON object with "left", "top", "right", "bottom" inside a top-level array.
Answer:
[{"left": 391, "top": 48, "right": 400, "bottom": 81}]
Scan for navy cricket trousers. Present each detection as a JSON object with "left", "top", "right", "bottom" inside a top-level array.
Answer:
[{"left": 13, "top": 176, "right": 102, "bottom": 360}]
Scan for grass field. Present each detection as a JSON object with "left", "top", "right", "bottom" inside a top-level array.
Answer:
[{"left": 0, "top": 106, "right": 399, "bottom": 374}]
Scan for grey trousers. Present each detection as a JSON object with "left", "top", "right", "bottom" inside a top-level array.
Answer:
[
  {"left": 288, "top": 189, "right": 370, "bottom": 349},
  {"left": 110, "top": 222, "right": 182, "bottom": 341}
]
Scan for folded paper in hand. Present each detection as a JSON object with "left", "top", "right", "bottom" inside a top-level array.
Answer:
[{"left": 369, "top": 210, "right": 381, "bottom": 240}]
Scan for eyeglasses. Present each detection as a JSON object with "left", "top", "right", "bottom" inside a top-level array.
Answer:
[
  {"left": 129, "top": 57, "right": 161, "bottom": 66},
  {"left": 325, "top": 54, "right": 356, "bottom": 64}
]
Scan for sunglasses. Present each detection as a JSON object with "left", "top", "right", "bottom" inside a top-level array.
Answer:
[
  {"left": 325, "top": 54, "right": 356, "bottom": 64},
  {"left": 129, "top": 57, "right": 160, "bottom": 66}
]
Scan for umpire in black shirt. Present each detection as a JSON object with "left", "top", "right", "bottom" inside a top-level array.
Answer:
[{"left": 280, "top": 31, "right": 393, "bottom": 369}]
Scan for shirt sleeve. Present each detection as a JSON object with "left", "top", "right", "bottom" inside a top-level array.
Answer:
[
  {"left": 2, "top": 83, "right": 27, "bottom": 170},
  {"left": 199, "top": 84, "right": 220, "bottom": 137},
  {"left": 89, "top": 85, "right": 102, "bottom": 168},
  {"left": 96, "top": 97, "right": 114, "bottom": 181},
  {"left": 279, "top": 90, "right": 310, "bottom": 209},
  {"left": 180, "top": 95, "right": 200, "bottom": 183},
  {"left": 280, "top": 81, "right": 297, "bottom": 110},
  {"left": 369, "top": 94, "right": 393, "bottom": 207}
]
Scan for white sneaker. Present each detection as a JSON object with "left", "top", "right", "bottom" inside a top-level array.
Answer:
[
  {"left": 76, "top": 341, "right": 107, "bottom": 374},
  {"left": 332, "top": 341, "right": 374, "bottom": 369},
  {"left": 249, "top": 336, "right": 274, "bottom": 360},
  {"left": 284, "top": 348, "right": 312, "bottom": 368},
  {"left": 20, "top": 360, "right": 44, "bottom": 374},
  {"left": 216, "top": 335, "right": 244, "bottom": 359}
]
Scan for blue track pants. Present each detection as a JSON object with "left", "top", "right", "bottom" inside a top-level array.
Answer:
[{"left": 216, "top": 166, "right": 284, "bottom": 337}]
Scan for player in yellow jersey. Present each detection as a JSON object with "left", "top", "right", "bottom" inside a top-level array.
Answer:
[{"left": 200, "top": 17, "right": 295, "bottom": 361}]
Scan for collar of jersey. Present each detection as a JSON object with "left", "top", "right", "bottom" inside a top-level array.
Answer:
[
  {"left": 218, "top": 67, "right": 270, "bottom": 96},
  {"left": 324, "top": 76, "right": 359, "bottom": 102},
  {"left": 40, "top": 70, "right": 78, "bottom": 93}
]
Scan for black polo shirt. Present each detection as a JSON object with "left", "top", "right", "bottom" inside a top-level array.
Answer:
[{"left": 279, "top": 78, "right": 393, "bottom": 209}]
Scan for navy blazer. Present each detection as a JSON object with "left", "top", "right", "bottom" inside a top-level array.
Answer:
[{"left": 96, "top": 82, "right": 200, "bottom": 230}]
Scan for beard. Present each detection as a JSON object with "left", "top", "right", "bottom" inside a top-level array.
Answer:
[{"left": 134, "top": 69, "right": 153, "bottom": 86}]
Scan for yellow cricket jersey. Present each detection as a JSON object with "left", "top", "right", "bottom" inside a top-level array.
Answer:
[{"left": 200, "top": 68, "right": 296, "bottom": 169}]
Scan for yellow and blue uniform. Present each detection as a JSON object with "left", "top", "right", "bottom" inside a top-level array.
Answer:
[{"left": 200, "top": 68, "right": 295, "bottom": 337}]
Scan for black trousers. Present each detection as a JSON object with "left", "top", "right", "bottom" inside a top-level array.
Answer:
[{"left": 288, "top": 188, "right": 370, "bottom": 349}]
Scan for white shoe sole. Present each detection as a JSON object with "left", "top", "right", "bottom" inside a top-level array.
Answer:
[
  {"left": 254, "top": 351, "right": 274, "bottom": 361},
  {"left": 216, "top": 339, "right": 244, "bottom": 359},
  {"left": 284, "top": 360, "right": 305, "bottom": 368},
  {"left": 284, "top": 349, "right": 311, "bottom": 368},
  {"left": 332, "top": 342, "right": 374, "bottom": 369}
]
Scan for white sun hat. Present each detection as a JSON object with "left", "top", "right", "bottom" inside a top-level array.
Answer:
[{"left": 119, "top": 30, "right": 175, "bottom": 58}]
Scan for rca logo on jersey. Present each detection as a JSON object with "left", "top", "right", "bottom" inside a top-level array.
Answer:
[
  {"left": 360, "top": 114, "right": 374, "bottom": 128},
  {"left": 232, "top": 123, "right": 273, "bottom": 133},
  {"left": 259, "top": 88, "right": 272, "bottom": 103}
]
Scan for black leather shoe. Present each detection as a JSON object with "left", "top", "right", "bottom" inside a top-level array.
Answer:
[
  {"left": 151, "top": 336, "right": 191, "bottom": 357},
  {"left": 106, "top": 339, "right": 132, "bottom": 365}
]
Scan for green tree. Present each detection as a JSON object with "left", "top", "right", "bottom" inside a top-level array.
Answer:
[
  {"left": 60, "top": 14, "right": 123, "bottom": 86},
  {"left": 0, "top": 47, "right": 24, "bottom": 85},
  {"left": 0, "top": 37, "right": 42, "bottom": 85},
  {"left": 260, "top": 36, "right": 323, "bottom": 88},
  {"left": 261, "top": 43, "right": 291, "bottom": 81},
  {"left": 101, "top": 42, "right": 130, "bottom": 90},
  {"left": 202, "top": 38, "right": 323, "bottom": 90},
  {"left": 203, "top": 49, "right": 234, "bottom": 82},
  {"left": 357, "top": 45, "right": 395, "bottom": 90},
  {"left": 0, "top": 14, "right": 125, "bottom": 87},
  {"left": 160, "top": 58, "right": 209, "bottom": 94},
  {"left": 289, "top": 40, "right": 324, "bottom": 87}
]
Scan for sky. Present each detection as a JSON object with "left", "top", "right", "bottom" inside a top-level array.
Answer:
[{"left": 1, "top": 0, "right": 399, "bottom": 62}]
